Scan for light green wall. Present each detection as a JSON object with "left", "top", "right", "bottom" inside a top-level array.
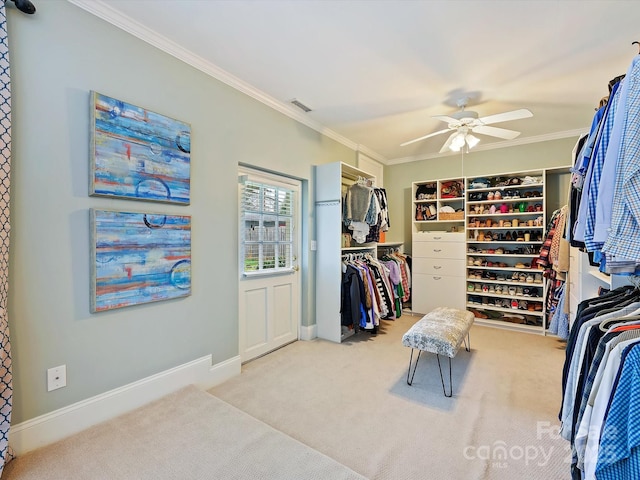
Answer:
[
  {"left": 383, "top": 137, "right": 578, "bottom": 251},
  {"left": 7, "top": 2, "right": 355, "bottom": 423}
]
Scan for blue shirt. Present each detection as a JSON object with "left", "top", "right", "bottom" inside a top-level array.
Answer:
[
  {"left": 593, "top": 58, "right": 638, "bottom": 244},
  {"left": 573, "top": 105, "right": 607, "bottom": 242},
  {"left": 582, "top": 81, "right": 621, "bottom": 252},
  {"left": 595, "top": 343, "right": 640, "bottom": 479},
  {"left": 601, "top": 56, "right": 640, "bottom": 259}
]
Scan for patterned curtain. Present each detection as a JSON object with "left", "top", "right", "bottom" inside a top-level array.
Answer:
[{"left": 0, "top": 3, "right": 13, "bottom": 475}]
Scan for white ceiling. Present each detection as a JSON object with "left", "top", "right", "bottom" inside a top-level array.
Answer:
[{"left": 71, "top": 0, "right": 640, "bottom": 164}]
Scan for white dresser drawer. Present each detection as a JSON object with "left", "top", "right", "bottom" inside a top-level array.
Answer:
[
  {"left": 413, "top": 240, "right": 465, "bottom": 259},
  {"left": 411, "top": 273, "right": 466, "bottom": 314},
  {"left": 413, "top": 257, "right": 465, "bottom": 276},
  {"left": 413, "top": 232, "right": 465, "bottom": 243}
]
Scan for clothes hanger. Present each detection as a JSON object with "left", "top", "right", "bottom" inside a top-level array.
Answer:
[{"left": 599, "top": 314, "right": 640, "bottom": 332}]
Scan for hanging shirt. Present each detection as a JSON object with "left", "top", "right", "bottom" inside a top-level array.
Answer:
[
  {"left": 593, "top": 55, "right": 640, "bottom": 244},
  {"left": 593, "top": 343, "right": 640, "bottom": 480},
  {"left": 602, "top": 73, "right": 640, "bottom": 264},
  {"left": 573, "top": 104, "right": 608, "bottom": 242},
  {"left": 581, "top": 81, "right": 622, "bottom": 251}
]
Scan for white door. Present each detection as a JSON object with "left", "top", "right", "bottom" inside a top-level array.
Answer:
[{"left": 238, "top": 168, "right": 301, "bottom": 363}]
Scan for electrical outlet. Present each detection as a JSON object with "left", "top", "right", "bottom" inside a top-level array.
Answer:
[{"left": 47, "top": 365, "right": 66, "bottom": 392}]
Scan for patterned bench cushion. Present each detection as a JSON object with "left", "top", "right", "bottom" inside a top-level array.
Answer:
[{"left": 402, "top": 307, "right": 474, "bottom": 358}]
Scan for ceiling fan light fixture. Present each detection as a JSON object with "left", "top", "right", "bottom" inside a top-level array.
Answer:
[
  {"left": 450, "top": 132, "right": 466, "bottom": 151},
  {"left": 466, "top": 134, "right": 480, "bottom": 149}
]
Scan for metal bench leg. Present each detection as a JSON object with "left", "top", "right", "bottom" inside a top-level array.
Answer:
[
  {"left": 406, "top": 349, "right": 422, "bottom": 386},
  {"left": 436, "top": 354, "right": 453, "bottom": 397},
  {"left": 463, "top": 331, "right": 471, "bottom": 352}
]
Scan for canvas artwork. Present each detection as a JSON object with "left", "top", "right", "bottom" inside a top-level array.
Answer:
[
  {"left": 91, "top": 209, "right": 192, "bottom": 312},
  {"left": 90, "top": 91, "right": 191, "bottom": 204}
]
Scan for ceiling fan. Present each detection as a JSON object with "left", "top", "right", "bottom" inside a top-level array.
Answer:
[{"left": 401, "top": 98, "right": 533, "bottom": 153}]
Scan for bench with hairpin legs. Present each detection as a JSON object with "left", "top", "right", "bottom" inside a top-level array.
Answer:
[{"left": 402, "top": 307, "right": 474, "bottom": 397}]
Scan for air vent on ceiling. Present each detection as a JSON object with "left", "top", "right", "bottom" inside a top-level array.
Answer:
[{"left": 290, "top": 99, "right": 312, "bottom": 113}]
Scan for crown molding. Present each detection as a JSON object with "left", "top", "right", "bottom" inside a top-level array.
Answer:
[
  {"left": 385, "top": 128, "right": 588, "bottom": 165},
  {"left": 67, "top": 0, "right": 382, "bottom": 161}
]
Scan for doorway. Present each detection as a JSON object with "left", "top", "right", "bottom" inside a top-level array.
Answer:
[{"left": 238, "top": 167, "right": 301, "bottom": 362}]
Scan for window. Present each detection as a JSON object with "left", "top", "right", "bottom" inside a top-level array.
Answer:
[{"left": 240, "top": 177, "right": 295, "bottom": 275}]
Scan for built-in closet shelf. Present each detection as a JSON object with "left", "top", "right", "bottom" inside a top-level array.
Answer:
[
  {"left": 468, "top": 253, "right": 540, "bottom": 258},
  {"left": 465, "top": 303, "right": 544, "bottom": 317},
  {"left": 589, "top": 269, "right": 612, "bottom": 284},
  {"left": 466, "top": 292, "right": 544, "bottom": 302},
  {"left": 467, "top": 278, "right": 544, "bottom": 287},
  {"left": 467, "top": 183, "right": 544, "bottom": 193},
  {"left": 467, "top": 265, "right": 545, "bottom": 274},
  {"left": 316, "top": 161, "right": 378, "bottom": 344},
  {"left": 465, "top": 170, "right": 548, "bottom": 333},
  {"left": 342, "top": 246, "right": 376, "bottom": 252},
  {"left": 410, "top": 170, "right": 557, "bottom": 333},
  {"left": 467, "top": 241, "right": 543, "bottom": 245},
  {"left": 412, "top": 177, "right": 465, "bottom": 225},
  {"left": 467, "top": 197, "right": 544, "bottom": 205},
  {"left": 415, "top": 196, "right": 464, "bottom": 203},
  {"left": 472, "top": 317, "right": 543, "bottom": 333}
]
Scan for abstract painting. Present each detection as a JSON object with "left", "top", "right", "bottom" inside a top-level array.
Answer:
[
  {"left": 91, "top": 209, "right": 192, "bottom": 312},
  {"left": 90, "top": 91, "right": 191, "bottom": 204}
]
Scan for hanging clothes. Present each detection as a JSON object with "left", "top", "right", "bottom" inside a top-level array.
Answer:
[
  {"left": 568, "top": 55, "right": 640, "bottom": 276},
  {"left": 557, "top": 284, "right": 640, "bottom": 480},
  {"left": 340, "top": 253, "right": 399, "bottom": 334},
  {"left": 342, "top": 180, "right": 391, "bottom": 244}
]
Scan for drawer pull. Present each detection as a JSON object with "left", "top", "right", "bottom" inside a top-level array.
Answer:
[
  {"left": 433, "top": 266, "right": 442, "bottom": 269},
  {"left": 433, "top": 236, "right": 442, "bottom": 240},
  {"left": 433, "top": 276, "right": 442, "bottom": 280},
  {"left": 433, "top": 249, "right": 442, "bottom": 252}
]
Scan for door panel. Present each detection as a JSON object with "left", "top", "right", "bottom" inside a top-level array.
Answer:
[{"left": 243, "top": 287, "right": 268, "bottom": 351}]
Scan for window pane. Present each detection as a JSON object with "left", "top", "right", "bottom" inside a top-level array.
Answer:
[
  {"left": 263, "top": 216, "right": 277, "bottom": 242},
  {"left": 242, "top": 214, "right": 260, "bottom": 242},
  {"left": 244, "top": 243, "right": 260, "bottom": 271},
  {"left": 263, "top": 186, "right": 277, "bottom": 213},
  {"left": 278, "top": 218, "right": 292, "bottom": 242},
  {"left": 262, "top": 243, "right": 275, "bottom": 270},
  {"left": 278, "top": 243, "right": 291, "bottom": 268},
  {"left": 278, "top": 189, "right": 293, "bottom": 216},
  {"left": 242, "top": 182, "right": 261, "bottom": 213}
]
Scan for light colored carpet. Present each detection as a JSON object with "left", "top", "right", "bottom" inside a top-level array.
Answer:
[
  {"left": 3, "top": 313, "right": 571, "bottom": 479},
  {"left": 210, "top": 313, "right": 571, "bottom": 480},
  {"left": 2, "top": 385, "right": 366, "bottom": 480}
]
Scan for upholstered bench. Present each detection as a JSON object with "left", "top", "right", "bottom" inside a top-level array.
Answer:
[{"left": 402, "top": 307, "right": 474, "bottom": 397}]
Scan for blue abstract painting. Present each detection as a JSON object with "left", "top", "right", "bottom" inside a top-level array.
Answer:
[
  {"left": 91, "top": 209, "right": 191, "bottom": 312},
  {"left": 90, "top": 91, "right": 191, "bottom": 204}
]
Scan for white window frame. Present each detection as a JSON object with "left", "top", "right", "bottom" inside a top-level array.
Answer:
[{"left": 239, "top": 168, "right": 298, "bottom": 278}]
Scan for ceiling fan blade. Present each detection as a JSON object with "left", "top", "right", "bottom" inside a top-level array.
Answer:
[
  {"left": 472, "top": 125, "right": 522, "bottom": 140},
  {"left": 477, "top": 108, "right": 532, "bottom": 125},
  {"left": 400, "top": 128, "right": 452, "bottom": 147},
  {"left": 432, "top": 115, "right": 460, "bottom": 124},
  {"left": 439, "top": 132, "right": 458, "bottom": 153}
]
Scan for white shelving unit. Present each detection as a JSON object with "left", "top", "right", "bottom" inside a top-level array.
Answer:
[
  {"left": 465, "top": 170, "right": 547, "bottom": 333},
  {"left": 412, "top": 178, "right": 466, "bottom": 228},
  {"left": 409, "top": 169, "right": 567, "bottom": 334},
  {"left": 315, "top": 162, "right": 377, "bottom": 343}
]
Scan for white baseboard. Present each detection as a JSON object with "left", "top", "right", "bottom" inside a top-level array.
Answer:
[
  {"left": 9, "top": 354, "right": 241, "bottom": 455},
  {"left": 299, "top": 323, "right": 317, "bottom": 341}
]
